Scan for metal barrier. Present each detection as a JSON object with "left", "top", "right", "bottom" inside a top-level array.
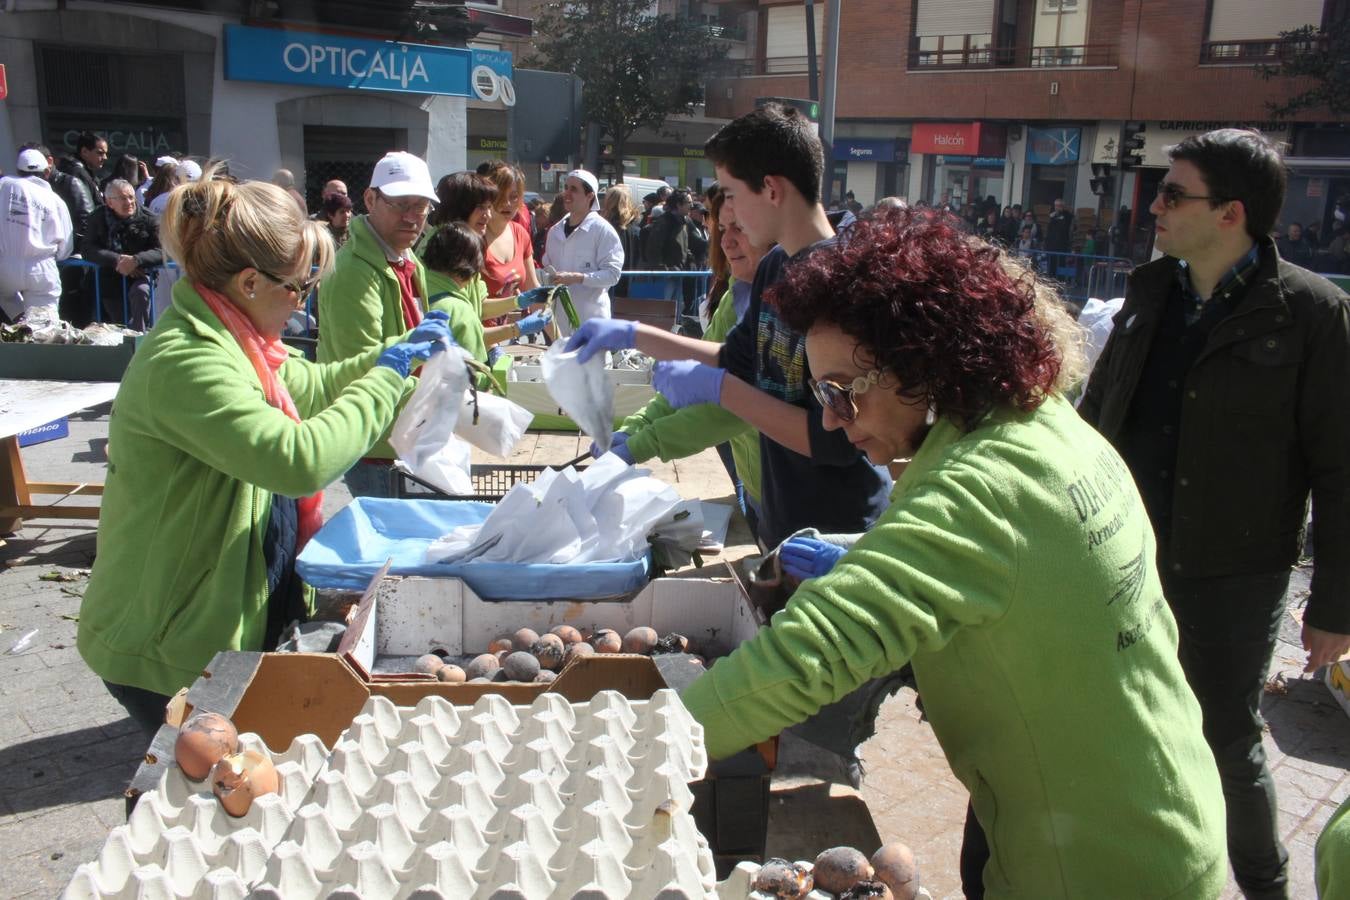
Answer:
[{"left": 1008, "top": 250, "right": 1133, "bottom": 307}]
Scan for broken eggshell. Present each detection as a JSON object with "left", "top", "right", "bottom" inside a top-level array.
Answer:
[{"left": 211, "top": 749, "right": 279, "bottom": 817}]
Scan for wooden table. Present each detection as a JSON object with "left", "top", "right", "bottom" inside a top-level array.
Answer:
[{"left": 0, "top": 379, "right": 119, "bottom": 532}]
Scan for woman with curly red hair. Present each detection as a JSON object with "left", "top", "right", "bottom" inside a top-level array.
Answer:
[{"left": 679, "top": 208, "right": 1227, "bottom": 898}]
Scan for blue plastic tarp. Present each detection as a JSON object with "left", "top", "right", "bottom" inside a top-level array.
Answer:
[{"left": 296, "top": 498, "right": 651, "bottom": 599}]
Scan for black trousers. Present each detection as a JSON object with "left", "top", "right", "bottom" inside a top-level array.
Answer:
[{"left": 103, "top": 680, "right": 173, "bottom": 740}]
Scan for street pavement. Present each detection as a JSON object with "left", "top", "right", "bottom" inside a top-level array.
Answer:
[{"left": 1, "top": 405, "right": 1346, "bottom": 898}]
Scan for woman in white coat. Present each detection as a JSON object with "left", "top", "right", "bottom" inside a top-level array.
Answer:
[{"left": 542, "top": 169, "right": 624, "bottom": 336}]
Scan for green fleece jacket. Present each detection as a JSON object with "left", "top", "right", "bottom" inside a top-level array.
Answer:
[
  {"left": 316, "top": 215, "right": 427, "bottom": 458},
  {"left": 619, "top": 283, "right": 761, "bottom": 504},
  {"left": 1319, "top": 795, "right": 1350, "bottom": 898},
  {"left": 681, "top": 394, "right": 1225, "bottom": 898},
  {"left": 426, "top": 269, "right": 489, "bottom": 366},
  {"left": 78, "top": 279, "right": 410, "bottom": 697}
]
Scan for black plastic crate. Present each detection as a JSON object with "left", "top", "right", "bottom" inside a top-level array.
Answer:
[{"left": 396, "top": 463, "right": 589, "bottom": 503}]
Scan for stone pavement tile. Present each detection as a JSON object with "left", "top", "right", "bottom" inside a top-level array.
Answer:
[{"left": 1276, "top": 764, "right": 1346, "bottom": 822}]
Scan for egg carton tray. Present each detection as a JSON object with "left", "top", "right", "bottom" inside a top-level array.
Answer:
[{"left": 66, "top": 689, "right": 724, "bottom": 899}]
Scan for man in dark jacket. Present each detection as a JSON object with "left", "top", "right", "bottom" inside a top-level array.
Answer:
[
  {"left": 644, "top": 188, "right": 693, "bottom": 271},
  {"left": 81, "top": 178, "right": 163, "bottom": 330},
  {"left": 1079, "top": 128, "right": 1350, "bottom": 900},
  {"left": 1044, "top": 197, "right": 1074, "bottom": 253}
]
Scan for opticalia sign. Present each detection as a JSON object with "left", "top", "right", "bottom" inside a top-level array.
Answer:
[{"left": 223, "top": 25, "right": 513, "bottom": 102}]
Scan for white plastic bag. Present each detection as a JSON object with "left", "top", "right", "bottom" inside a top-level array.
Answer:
[
  {"left": 389, "top": 345, "right": 473, "bottom": 495},
  {"left": 454, "top": 389, "right": 533, "bottom": 457},
  {"left": 540, "top": 342, "right": 614, "bottom": 454}
]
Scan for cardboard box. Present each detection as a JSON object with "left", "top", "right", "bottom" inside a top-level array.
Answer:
[{"left": 340, "top": 565, "right": 764, "bottom": 681}]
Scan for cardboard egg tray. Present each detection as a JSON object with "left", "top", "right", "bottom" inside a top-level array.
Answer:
[
  {"left": 63, "top": 732, "right": 330, "bottom": 899},
  {"left": 66, "top": 690, "right": 725, "bottom": 899}
]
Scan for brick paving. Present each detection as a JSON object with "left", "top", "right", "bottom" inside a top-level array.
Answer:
[{"left": 2, "top": 406, "right": 1346, "bottom": 898}]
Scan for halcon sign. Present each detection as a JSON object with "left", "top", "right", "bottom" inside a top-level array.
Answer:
[{"left": 223, "top": 25, "right": 513, "bottom": 100}]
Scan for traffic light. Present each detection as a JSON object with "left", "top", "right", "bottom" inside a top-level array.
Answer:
[
  {"left": 1121, "top": 123, "right": 1146, "bottom": 168},
  {"left": 1090, "top": 164, "right": 1114, "bottom": 196}
]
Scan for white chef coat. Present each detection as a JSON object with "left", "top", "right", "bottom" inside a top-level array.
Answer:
[
  {"left": 0, "top": 174, "right": 74, "bottom": 310},
  {"left": 542, "top": 211, "right": 624, "bottom": 336}
]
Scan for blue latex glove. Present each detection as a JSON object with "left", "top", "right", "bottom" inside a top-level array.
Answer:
[
  {"left": 517, "top": 309, "right": 553, "bottom": 336},
  {"left": 516, "top": 286, "right": 552, "bottom": 309},
  {"left": 406, "top": 312, "right": 455, "bottom": 346},
  {"left": 564, "top": 318, "right": 637, "bottom": 363},
  {"left": 653, "top": 359, "right": 726, "bottom": 408},
  {"left": 780, "top": 537, "right": 847, "bottom": 580},
  {"left": 486, "top": 345, "right": 504, "bottom": 366},
  {"left": 377, "top": 340, "right": 444, "bottom": 378},
  {"left": 590, "top": 431, "right": 633, "bottom": 464}
]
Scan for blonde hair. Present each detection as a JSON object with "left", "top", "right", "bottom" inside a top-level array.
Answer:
[
  {"left": 602, "top": 184, "right": 640, "bottom": 229},
  {"left": 161, "top": 161, "right": 335, "bottom": 291},
  {"left": 999, "top": 251, "right": 1088, "bottom": 396}
]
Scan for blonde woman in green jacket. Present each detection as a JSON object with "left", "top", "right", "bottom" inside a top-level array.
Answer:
[
  {"left": 78, "top": 168, "right": 454, "bottom": 736},
  {"left": 680, "top": 209, "right": 1227, "bottom": 897}
]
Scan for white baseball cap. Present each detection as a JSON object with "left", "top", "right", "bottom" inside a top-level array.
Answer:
[
  {"left": 155, "top": 155, "right": 179, "bottom": 169},
  {"left": 16, "top": 149, "right": 47, "bottom": 174},
  {"left": 370, "top": 151, "right": 436, "bottom": 202},
  {"left": 176, "top": 159, "right": 202, "bottom": 181},
  {"left": 565, "top": 169, "right": 600, "bottom": 210}
]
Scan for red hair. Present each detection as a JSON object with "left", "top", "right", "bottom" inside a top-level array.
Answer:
[{"left": 771, "top": 207, "right": 1063, "bottom": 424}]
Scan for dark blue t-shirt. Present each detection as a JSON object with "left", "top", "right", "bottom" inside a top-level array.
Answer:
[{"left": 719, "top": 242, "right": 892, "bottom": 547}]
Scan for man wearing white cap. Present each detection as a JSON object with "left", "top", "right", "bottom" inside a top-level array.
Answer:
[
  {"left": 542, "top": 169, "right": 624, "bottom": 333},
  {"left": 0, "top": 148, "right": 74, "bottom": 323},
  {"left": 318, "top": 150, "right": 438, "bottom": 497}
]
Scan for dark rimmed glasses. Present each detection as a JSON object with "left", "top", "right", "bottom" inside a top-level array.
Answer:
[
  {"left": 1156, "top": 181, "right": 1225, "bottom": 210},
  {"left": 809, "top": 369, "right": 885, "bottom": 423},
  {"left": 260, "top": 270, "right": 321, "bottom": 297}
]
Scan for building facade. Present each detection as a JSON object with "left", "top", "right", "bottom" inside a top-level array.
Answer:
[{"left": 704, "top": 0, "right": 1349, "bottom": 257}]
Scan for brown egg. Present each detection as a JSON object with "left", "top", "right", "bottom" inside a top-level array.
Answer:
[
  {"left": 436, "top": 664, "right": 467, "bottom": 684},
  {"left": 503, "top": 651, "right": 541, "bottom": 682},
  {"left": 465, "top": 653, "right": 501, "bottom": 680},
  {"left": 839, "top": 881, "right": 894, "bottom": 900},
  {"left": 813, "top": 847, "right": 874, "bottom": 894},
  {"left": 211, "top": 750, "right": 279, "bottom": 817},
  {"left": 621, "top": 626, "right": 659, "bottom": 654},
  {"left": 412, "top": 654, "right": 444, "bottom": 676},
  {"left": 870, "top": 842, "right": 919, "bottom": 900},
  {"left": 752, "top": 858, "right": 813, "bottom": 898},
  {"left": 488, "top": 637, "right": 514, "bottom": 654},
  {"left": 535, "top": 670, "right": 557, "bottom": 684},
  {"left": 548, "top": 624, "right": 584, "bottom": 645},
  {"left": 531, "top": 634, "right": 566, "bottom": 670},
  {"left": 591, "top": 628, "right": 622, "bottom": 654},
  {"left": 174, "top": 712, "right": 239, "bottom": 781},
  {"left": 511, "top": 627, "right": 540, "bottom": 652},
  {"left": 564, "top": 641, "right": 595, "bottom": 666}
]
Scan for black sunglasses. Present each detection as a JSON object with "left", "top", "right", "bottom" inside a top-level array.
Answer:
[
  {"left": 809, "top": 369, "right": 884, "bottom": 423},
  {"left": 260, "top": 270, "right": 320, "bottom": 297},
  {"left": 1156, "top": 181, "right": 1225, "bottom": 210}
]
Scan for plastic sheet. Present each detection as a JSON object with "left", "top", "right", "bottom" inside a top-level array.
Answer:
[
  {"left": 295, "top": 498, "right": 651, "bottom": 599},
  {"left": 388, "top": 345, "right": 473, "bottom": 495},
  {"left": 539, "top": 342, "right": 614, "bottom": 453}
]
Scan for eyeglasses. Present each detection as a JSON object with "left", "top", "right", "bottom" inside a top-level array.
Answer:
[
  {"left": 1156, "top": 182, "right": 1224, "bottom": 209},
  {"left": 260, "top": 269, "right": 320, "bottom": 297},
  {"left": 809, "top": 369, "right": 885, "bottom": 423},
  {"left": 376, "top": 191, "right": 432, "bottom": 219}
]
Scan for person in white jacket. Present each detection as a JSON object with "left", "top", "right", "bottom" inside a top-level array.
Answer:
[
  {"left": 0, "top": 148, "right": 74, "bottom": 323},
  {"left": 542, "top": 169, "right": 624, "bottom": 336}
]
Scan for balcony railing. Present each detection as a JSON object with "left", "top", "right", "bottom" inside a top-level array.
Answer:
[
  {"left": 908, "top": 35, "right": 1118, "bottom": 69},
  {"left": 1200, "top": 34, "right": 1326, "bottom": 65}
]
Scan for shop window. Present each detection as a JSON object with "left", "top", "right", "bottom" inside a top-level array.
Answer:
[{"left": 38, "top": 45, "right": 187, "bottom": 156}]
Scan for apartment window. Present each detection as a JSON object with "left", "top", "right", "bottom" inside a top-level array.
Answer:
[
  {"left": 1032, "top": 0, "right": 1090, "bottom": 65},
  {"left": 911, "top": 0, "right": 996, "bottom": 66},
  {"left": 765, "top": 5, "right": 825, "bottom": 73},
  {"left": 1204, "top": 0, "right": 1325, "bottom": 62}
]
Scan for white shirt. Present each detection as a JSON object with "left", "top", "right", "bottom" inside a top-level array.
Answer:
[
  {"left": 0, "top": 174, "right": 73, "bottom": 296},
  {"left": 542, "top": 211, "right": 624, "bottom": 335}
]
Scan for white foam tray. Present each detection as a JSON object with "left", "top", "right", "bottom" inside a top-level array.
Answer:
[{"left": 65, "top": 690, "right": 721, "bottom": 899}]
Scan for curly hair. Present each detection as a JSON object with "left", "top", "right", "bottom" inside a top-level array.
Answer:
[{"left": 771, "top": 207, "right": 1084, "bottom": 426}]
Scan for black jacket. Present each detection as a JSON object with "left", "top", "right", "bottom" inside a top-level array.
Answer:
[
  {"left": 81, "top": 206, "right": 164, "bottom": 278},
  {"left": 643, "top": 210, "right": 692, "bottom": 270},
  {"left": 1045, "top": 208, "right": 1074, "bottom": 252},
  {"left": 49, "top": 167, "right": 97, "bottom": 240},
  {"left": 1079, "top": 240, "right": 1350, "bottom": 632}
]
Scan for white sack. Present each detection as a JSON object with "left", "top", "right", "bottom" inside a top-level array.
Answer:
[
  {"left": 454, "top": 389, "right": 533, "bottom": 458},
  {"left": 540, "top": 342, "right": 614, "bottom": 453},
  {"left": 389, "top": 345, "right": 473, "bottom": 495}
]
